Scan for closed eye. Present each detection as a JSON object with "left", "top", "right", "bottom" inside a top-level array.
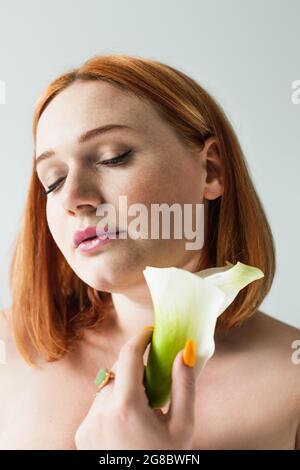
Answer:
[
  {"left": 99, "top": 149, "right": 133, "bottom": 166},
  {"left": 44, "top": 149, "right": 133, "bottom": 195}
]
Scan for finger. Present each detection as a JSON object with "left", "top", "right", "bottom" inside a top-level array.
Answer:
[
  {"left": 166, "top": 340, "right": 197, "bottom": 439},
  {"left": 113, "top": 326, "right": 154, "bottom": 402}
]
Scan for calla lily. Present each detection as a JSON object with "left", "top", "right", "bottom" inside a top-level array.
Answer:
[{"left": 143, "top": 261, "right": 264, "bottom": 409}]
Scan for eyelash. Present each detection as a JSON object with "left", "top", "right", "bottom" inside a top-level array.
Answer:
[{"left": 44, "top": 150, "right": 133, "bottom": 195}]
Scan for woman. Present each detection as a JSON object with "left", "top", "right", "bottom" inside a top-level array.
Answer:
[{"left": 0, "top": 54, "right": 299, "bottom": 450}]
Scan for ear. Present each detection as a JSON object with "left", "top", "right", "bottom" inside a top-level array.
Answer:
[{"left": 200, "top": 136, "right": 224, "bottom": 200}]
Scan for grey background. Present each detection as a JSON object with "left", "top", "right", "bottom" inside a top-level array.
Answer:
[{"left": 0, "top": 0, "right": 299, "bottom": 328}]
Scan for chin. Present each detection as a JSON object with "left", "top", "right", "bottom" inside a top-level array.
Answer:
[{"left": 79, "top": 262, "right": 148, "bottom": 293}]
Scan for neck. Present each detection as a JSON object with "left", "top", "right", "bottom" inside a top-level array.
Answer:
[
  {"left": 108, "top": 254, "right": 204, "bottom": 339},
  {"left": 110, "top": 281, "right": 155, "bottom": 339},
  {"left": 73, "top": 253, "right": 211, "bottom": 372}
]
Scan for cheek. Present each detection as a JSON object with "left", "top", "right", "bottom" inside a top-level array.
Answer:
[
  {"left": 113, "top": 163, "right": 203, "bottom": 248},
  {"left": 121, "top": 160, "right": 203, "bottom": 207},
  {"left": 46, "top": 200, "right": 68, "bottom": 249}
]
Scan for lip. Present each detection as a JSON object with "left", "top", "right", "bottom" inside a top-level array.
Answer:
[
  {"left": 76, "top": 234, "right": 112, "bottom": 253},
  {"left": 73, "top": 225, "right": 121, "bottom": 251}
]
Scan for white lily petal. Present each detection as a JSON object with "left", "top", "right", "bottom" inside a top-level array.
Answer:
[
  {"left": 143, "top": 267, "right": 224, "bottom": 408},
  {"left": 195, "top": 261, "right": 264, "bottom": 317},
  {"left": 143, "top": 261, "right": 264, "bottom": 408}
]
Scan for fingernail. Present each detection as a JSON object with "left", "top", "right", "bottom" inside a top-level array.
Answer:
[
  {"left": 143, "top": 325, "right": 154, "bottom": 332},
  {"left": 183, "top": 339, "right": 197, "bottom": 367}
]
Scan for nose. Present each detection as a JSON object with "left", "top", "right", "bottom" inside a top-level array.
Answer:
[{"left": 60, "top": 170, "right": 103, "bottom": 217}]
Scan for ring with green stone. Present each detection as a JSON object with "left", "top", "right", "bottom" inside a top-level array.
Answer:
[{"left": 94, "top": 367, "right": 115, "bottom": 393}]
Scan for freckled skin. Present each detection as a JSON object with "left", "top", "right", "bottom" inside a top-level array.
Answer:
[
  {"left": 1, "top": 81, "right": 299, "bottom": 450},
  {"left": 36, "top": 80, "right": 221, "bottom": 294},
  {"left": 1, "top": 309, "right": 300, "bottom": 449}
]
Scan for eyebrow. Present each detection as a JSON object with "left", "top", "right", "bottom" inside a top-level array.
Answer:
[{"left": 35, "top": 123, "right": 133, "bottom": 169}]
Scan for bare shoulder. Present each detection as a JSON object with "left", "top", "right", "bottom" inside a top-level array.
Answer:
[
  {"left": 254, "top": 312, "right": 300, "bottom": 448},
  {"left": 254, "top": 310, "right": 300, "bottom": 340},
  {"left": 231, "top": 310, "right": 300, "bottom": 381},
  {"left": 0, "top": 308, "right": 90, "bottom": 449},
  {"left": 253, "top": 311, "right": 300, "bottom": 449},
  {"left": 0, "top": 307, "right": 23, "bottom": 389},
  {"left": 192, "top": 310, "right": 300, "bottom": 449},
  {"left": 0, "top": 307, "right": 10, "bottom": 336},
  {"left": 0, "top": 307, "right": 15, "bottom": 362},
  {"left": 250, "top": 311, "right": 300, "bottom": 367},
  {"left": 224, "top": 309, "right": 300, "bottom": 356},
  {"left": 0, "top": 309, "right": 8, "bottom": 366},
  {"left": 0, "top": 308, "right": 20, "bottom": 425},
  {"left": 230, "top": 310, "right": 300, "bottom": 446}
]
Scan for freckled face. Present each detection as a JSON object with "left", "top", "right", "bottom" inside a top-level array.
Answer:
[{"left": 35, "top": 81, "right": 206, "bottom": 292}]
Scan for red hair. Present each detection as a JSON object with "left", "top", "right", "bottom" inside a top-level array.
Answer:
[{"left": 9, "top": 54, "right": 275, "bottom": 364}]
